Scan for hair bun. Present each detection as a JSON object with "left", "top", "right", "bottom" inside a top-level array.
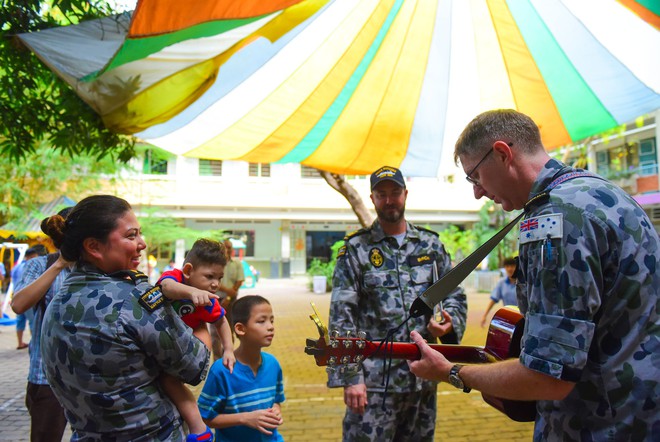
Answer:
[{"left": 41, "top": 214, "right": 66, "bottom": 247}]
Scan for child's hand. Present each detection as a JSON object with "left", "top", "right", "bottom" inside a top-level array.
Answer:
[
  {"left": 189, "top": 288, "right": 219, "bottom": 307},
  {"left": 245, "top": 409, "right": 283, "bottom": 435},
  {"left": 222, "top": 350, "right": 236, "bottom": 374}
]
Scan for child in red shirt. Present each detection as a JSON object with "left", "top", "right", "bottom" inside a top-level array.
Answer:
[{"left": 158, "top": 238, "right": 236, "bottom": 441}]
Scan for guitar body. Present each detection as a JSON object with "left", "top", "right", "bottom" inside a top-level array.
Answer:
[
  {"left": 305, "top": 306, "right": 537, "bottom": 422},
  {"left": 481, "top": 307, "right": 537, "bottom": 422}
]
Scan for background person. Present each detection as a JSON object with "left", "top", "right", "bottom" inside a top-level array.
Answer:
[
  {"left": 199, "top": 295, "right": 285, "bottom": 441},
  {"left": 11, "top": 208, "right": 73, "bottom": 442},
  {"left": 409, "top": 109, "right": 659, "bottom": 441},
  {"left": 480, "top": 257, "right": 518, "bottom": 327},
  {"left": 328, "top": 166, "right": 468, "bottom": 442},
  {"left": 211, "top": 238, "right": 245, "bottom": 358},
  {"left": 12, "top": 246, "right": 44, "bottom": 350},
  {"left": 40, "top": 195, "right": 210, "bottom": 441}
]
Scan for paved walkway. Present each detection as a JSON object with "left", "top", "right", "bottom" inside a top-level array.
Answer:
[{"left": 0, "top": 278, "right": 533, "bottom": 441}]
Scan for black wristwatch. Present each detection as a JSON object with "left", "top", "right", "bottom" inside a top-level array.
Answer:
[{"left": 448, "top": 364, "right": 471, "bottom": 393}]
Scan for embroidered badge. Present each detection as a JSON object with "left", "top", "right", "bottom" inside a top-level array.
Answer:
[
  {"left": 336, "top": 245, "right": 347, "bottom": 259},
  {"left": 139, "top": 286, "right": 165, "bottom": 312},
  {"left": 369, "top": 248, "right": 384, "bottom": 268},
  {"left": 519, "top": 214, "right": 563, "bottom": 244}
]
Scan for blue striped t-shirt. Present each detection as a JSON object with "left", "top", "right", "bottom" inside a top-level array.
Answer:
[{"left": 198, "top": 352, "right": 285, "bottom": 441}]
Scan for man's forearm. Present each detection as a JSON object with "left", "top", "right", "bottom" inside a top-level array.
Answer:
[{"left": 460, "top": 359, "right": 574, "bottom": 401}]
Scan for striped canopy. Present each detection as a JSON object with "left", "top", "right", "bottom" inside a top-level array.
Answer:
[{"left": 18, "top": 0, "right": 660, "bottom": 177}]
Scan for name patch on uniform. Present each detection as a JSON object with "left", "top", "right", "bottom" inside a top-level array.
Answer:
[
  {"left": 519, "top": 214, "right": 563, "bottom": 244},
  {"left": 369, "top": 248, "right": 384, "bottom": 268},
  {"left": 408, "top": 254, "right": 433, "bottom": 267},
  {"left": 139, "top": 286, "right": 165, "bottom": 312}
]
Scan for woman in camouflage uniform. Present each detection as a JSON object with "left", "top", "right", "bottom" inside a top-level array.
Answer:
[{"left": 41, "top": 195, "right": 210, "bottom": 441}]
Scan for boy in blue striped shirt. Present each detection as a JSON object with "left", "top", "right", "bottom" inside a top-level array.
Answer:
[{"left": 198, "top": 295, "right": 285, "bottom": 441}]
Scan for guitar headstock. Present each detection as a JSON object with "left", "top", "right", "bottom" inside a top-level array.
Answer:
[{"left": 305, "top": 302, "right": 373, "bottom": 368}]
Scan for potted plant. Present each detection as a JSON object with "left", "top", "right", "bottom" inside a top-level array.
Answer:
[{"left": 306, "top": 240, "right": 344, "bottom": 293}]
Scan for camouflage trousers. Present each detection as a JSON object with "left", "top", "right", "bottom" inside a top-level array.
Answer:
[{"left": 342, "top": 388, "right": 437, "bottom": 442}]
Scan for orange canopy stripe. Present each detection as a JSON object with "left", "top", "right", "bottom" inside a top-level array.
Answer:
[{"left": 129, "top": 0, "right": 306, "bottom": 36}]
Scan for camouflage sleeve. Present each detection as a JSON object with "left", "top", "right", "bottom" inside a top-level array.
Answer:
[
  {"left": 519, "top": 205, "right": 605, "bottom": 381},
  {"left": 122, "top": 289, "right": 211, "bottom": 386},
  {"left": 434, "top": 241, "right": 468, "bottom": 344},
  {"left": 327, "top": 243, "right": 364, "bottom": 388}
]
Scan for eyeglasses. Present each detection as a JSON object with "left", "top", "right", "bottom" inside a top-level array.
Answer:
[
  {"left": 464, "top": 143, "right": 512, "bottom": 187},
  {"left": 465, "top": 148, "right": 494, "bottom": 186}
]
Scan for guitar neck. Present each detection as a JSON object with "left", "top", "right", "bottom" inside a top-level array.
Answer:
[{"left": 363, "top": 341, "right": 497, "bottom": 364}]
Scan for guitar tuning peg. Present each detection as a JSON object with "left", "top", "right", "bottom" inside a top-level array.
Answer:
[
  {"left": 340, "top": 355, "right": 351, "bottom": 365},
  {"left": 353, "top": 355, "right": 364, "bottom": 364},
  {"left": 330, "top": 329, "right": 340, "bottom": 348},
  {"left": 342, "top": 339, "right": 353, "bottom": 349},
  {"left": 328, "top": 356, "right": 337, "bottom": 366},
  {"left": 345, "top": 330, "right": 353, "bottom": 338},
  {"left": 357, "top": 331, "right": 366, "bottom": 340}
]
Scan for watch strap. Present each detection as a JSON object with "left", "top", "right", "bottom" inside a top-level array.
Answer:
[{"left": 450, "top": 364, "right": 471, "bottom": 393}]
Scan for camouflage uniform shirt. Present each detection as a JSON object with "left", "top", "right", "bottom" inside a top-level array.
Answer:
[
  {"left": 41, "top": 264, "right": 210, "bottom": 442},
  {"left": 328, "top": 220, "right": 468, "bottom": 392},
  {"left": 518, "top": 159, "right": 659, "bottom": 441}
]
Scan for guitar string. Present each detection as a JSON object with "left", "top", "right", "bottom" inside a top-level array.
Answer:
[{"left": 371, "top": 314, "right": 413, "bottom": 410}]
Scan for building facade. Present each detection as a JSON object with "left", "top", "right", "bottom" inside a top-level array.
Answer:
[
  {"left": 111, "top": 111, "right": 660, "bottom": 277},
  {"left": 114, "top": 159, "right": 482, "bottom": 277}
]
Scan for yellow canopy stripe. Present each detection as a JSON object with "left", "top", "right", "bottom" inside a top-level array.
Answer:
[
  {"left": 488, "top": 0, "right": 571, "bottom": 147},
  {"left": 102, "top": 0, "right": 327, "bottom": 134}
]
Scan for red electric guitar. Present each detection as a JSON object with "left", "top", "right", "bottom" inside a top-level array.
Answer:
[{"left": 304, "top": 304, "right": 536, "bottom": 422}]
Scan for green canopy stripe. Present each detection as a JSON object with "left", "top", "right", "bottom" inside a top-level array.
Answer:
[
  {"left": 509, "top": 0, "right": 617, "bottom": 140},
  {"left": 277, "top": 0, "right": 405, "bottom": 163},
  {"left": 82, "top": 13, "right": 274, "bottom": 81}
]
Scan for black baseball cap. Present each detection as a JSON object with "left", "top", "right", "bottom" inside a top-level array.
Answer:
[{"left": 370, "top": 166, "right": 406, "bottom": 191}]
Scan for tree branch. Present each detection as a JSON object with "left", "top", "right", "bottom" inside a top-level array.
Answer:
[{"left": 319, "top": 170, "right": 373, "bottom": 228}]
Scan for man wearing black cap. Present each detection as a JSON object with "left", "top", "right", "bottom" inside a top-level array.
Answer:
[{"left": 327, "top": 166, "right": 468, "bottom": 441}]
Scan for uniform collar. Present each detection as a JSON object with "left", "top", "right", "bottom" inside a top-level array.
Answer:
[
  {"left": 370, "top": 219, "right": 420, "bottom": 243},
  {"left": 528, "top": 158, "right": 575, "bottom": 200}
]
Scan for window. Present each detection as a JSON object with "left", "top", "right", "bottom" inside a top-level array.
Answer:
[
  {"left": 199, "top": 159, "right": 223, "bottom": 176},
  {"left": 596, "top": 143, "right": 639, "bottom": 179},
  {"left": 249, "top": 162, "right": 271, "bottom": 177},
  {"left": 143, "top": 149, "right": 168, "bottom": 175},
  {"left": 639, "top": 138, "right": 658, "bottom": 176},
  {"left": 301, "top": 165, "right": 322, "bottom": 178}
]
